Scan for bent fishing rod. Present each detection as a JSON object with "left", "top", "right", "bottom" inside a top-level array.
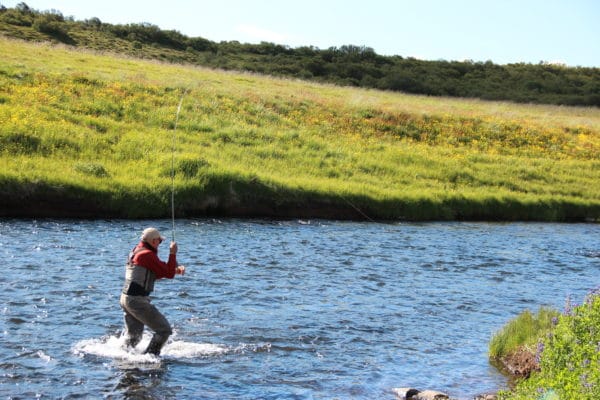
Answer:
[{"left": 170, "top": 89, "right": 188, "bottom": 242}]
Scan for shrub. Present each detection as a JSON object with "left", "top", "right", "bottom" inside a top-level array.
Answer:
[
  {"left": 74, "top": 162, "right": 109, "bottom": 178},
  {"left": 172, "top": 157, "right": 210, "bottom": 178},
  {"left": 0, "top": 132, "right": 41, "bottom": 154},
  {"left": 0, "top": 8, "right": 33, "bottom": 26},
  {"left": 31, "top": 12, "right": 73, "bottom": 44},
  {"left": 33, "top": 13, "right": 66, "bottom": 35},
  {"left": 500, "top": 291, "right": 600, "bottom": 399}
]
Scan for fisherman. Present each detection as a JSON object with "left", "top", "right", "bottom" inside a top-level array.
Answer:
[{"left": 120, "top": 227, "right": 185, "bottom": 355}]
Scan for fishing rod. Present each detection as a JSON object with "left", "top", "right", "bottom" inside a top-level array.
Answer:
[{"left": 170, "top": 89, "right": 187, "bottom": 242}]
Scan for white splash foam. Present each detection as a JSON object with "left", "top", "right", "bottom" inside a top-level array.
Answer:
[
  {"left": 73, "top": 334, "right": 156, "bottom": 364},
  {"left": 36, "top": 350, "right": 52, "bottom": 362},
  {"left": 162, "top": 340, "right": 227, "bottom": 358},
  {"left": 72, "top": 332, "right": 228, "bottom": 364}
]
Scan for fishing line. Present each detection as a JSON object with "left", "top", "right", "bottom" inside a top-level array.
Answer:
[
  {"left": 168, "top": 89, "right": 374, "bottom": 227},
  {"left": 170, "top": 89, "right": 187, "bottom": 242},
  {"left": 338, "top": 194, "right": 376, "bottom": 222}
]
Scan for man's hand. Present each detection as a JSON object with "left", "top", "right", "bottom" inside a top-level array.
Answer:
[
  {"left": 176, "top": 265, "right": 186, "bottom": 275},
  {"left": 169, "top": 241, "right": 178, "bottom": 255}
]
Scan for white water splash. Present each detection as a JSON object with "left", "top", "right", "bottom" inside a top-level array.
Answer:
[
  {"left": 72, "top": 332, "right": 228, "bottom": 364},
  {"left": 163, "top": 340, "right": 228, "bottom": 358},
  {"left": 36, "top": 350, "right": 52, "bottom": 363}
]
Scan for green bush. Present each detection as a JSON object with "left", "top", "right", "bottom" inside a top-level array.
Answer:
[
  {"left": 0, "top": 8, "right": 33, "bottom": 27},
  {"left": 32, "top": 11, "right": 71, "bottom": 41},
  {"left": 173, "top": 157, "right": 210, "bottom": 178},
  {"left": 0, "top": 132, "right": 41, "bottom": 154},
  {"left": 74, "top": 162, "right": 109, "bottom": 178},
  {"left": 500, "top": 291, "right": 600, "bottom": 399}
]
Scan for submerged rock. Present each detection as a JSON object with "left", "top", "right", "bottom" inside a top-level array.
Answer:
[
  {"left": 392, "top": 387, "right": 449, "bottom": 400},
  {"left": 392, "top": 388, "right": 421, "bottom": 399},
  {"left": 392, "top": 387, "right": 497, "bottom": 400},
  {"left": 473, "top": 394, "right": 498, "bottom": 400}
]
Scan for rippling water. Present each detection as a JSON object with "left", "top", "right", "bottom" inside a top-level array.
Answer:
[{"left": 1, "top": 219, "right": 599, "bottom": 399}]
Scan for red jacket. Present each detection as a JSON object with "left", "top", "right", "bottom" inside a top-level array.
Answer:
[{"left": 131, "top": 241, "right": 178, "bottom": 279}]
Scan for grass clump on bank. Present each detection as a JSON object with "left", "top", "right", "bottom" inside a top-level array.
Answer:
[
  {"left": 489, "top": 307, "right": 559, "bottom": 361},
  {"left": 1, "top": 37, "right": 599, "bottom": 220},
  {"left": 497, "top": 291, "right": 600, "bottom": 399}
]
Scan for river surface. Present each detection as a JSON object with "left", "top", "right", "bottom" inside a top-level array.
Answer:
[{"left": 1, "top": 219, "right": 599, "bottom": 399}]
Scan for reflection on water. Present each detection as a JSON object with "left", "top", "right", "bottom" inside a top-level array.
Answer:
[
  {"left": 1, "top": 219, "right": 599, "bottom": 399},
  {"left": 116, "top": 368, "right": 167, "bottom": 400}
]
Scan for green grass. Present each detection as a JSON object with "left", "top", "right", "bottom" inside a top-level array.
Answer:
[
  {"left": 499, "top": 292, "right": 600, "bottom": 399},
  {"left": 489, "top": 307, "right": 559, "bottom": 360},
  {"left": 1, "top": 37, "right": 599, "bottom": 219}
]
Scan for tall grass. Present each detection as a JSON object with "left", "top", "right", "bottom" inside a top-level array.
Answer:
[
  {"left": 1, "top": 37, "right": 599, "bottom": 219},
  {"left": 489, "top": 307, "right": 559, "bottom": 360}
]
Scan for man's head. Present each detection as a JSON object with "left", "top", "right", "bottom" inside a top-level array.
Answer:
[{"left": 141, "top": 227, "right": 165, "bottom": 245}]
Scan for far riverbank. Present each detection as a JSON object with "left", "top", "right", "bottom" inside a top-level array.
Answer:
[{"left": 2, "top": 177, "right": 599, "bottom": 222}]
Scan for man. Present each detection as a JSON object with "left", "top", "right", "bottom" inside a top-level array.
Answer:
[{"left": 120, "top": 227, "right": 185, "bottom": 355}]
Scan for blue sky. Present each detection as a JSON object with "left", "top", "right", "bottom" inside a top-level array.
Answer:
[{"left": 2, "top": 0, "right": 598, "bottom": 67}]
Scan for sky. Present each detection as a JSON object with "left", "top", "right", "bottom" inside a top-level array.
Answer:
[{"left": 2, "top": 0, "right": 599, "bottom": 67}]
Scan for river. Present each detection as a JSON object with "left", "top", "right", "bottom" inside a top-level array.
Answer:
[{"left": 1, "top": 219, "right": 598, "bottom": 399}]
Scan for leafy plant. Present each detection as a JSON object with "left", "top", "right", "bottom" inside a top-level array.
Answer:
[
  {"left": 74, "top": 162, "right": 109, "bottom": 178},
  {"left": 500, "top": 291, "right": 600, "bottom": 399}
]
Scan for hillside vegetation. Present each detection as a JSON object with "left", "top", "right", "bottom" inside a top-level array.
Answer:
[
  {"left": 0, "top": 37, "right": 599, "bottom": 220},
  {"left": 1, "top": 3, "right": 599, "bottom": 107}
]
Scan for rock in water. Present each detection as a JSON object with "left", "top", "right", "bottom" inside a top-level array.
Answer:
[
  {"left": 416, "top": 390, "right": 449, "bottom": 400},
  {"left": 392, "top": 387, "right": 450, "bottom": 400},
  {"left": 392, "top": 388, "right": 421, "bottom": 399},
  {"left": 474, "top": 394, "right": 498, "bottom": 400}
]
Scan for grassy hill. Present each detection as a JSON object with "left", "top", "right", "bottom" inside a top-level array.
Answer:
[
  {"left": 1, "top": 4, "right": 599, "bottom": 107},
  {"left": 1, "top": 37, "right": 599, "bottom": 220}
]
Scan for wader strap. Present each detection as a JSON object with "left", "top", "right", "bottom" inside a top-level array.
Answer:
[
  {"left": 123, "top": 245, "right": 154, "bottom": 296},
  {"left": 128, "top": 245, "right": 151, "bottom": 266}
]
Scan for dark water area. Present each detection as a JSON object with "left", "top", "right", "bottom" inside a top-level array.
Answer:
[{"left": 1, "top": 219, "right": 599, "bottom": 399}]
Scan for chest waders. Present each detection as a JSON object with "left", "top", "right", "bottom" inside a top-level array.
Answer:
[
  {"left": 122, "top": 247, "right": 156, "bottom": 296},
  {"left": 120, "top": 246, "right": 172, "bottom": 355}
]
